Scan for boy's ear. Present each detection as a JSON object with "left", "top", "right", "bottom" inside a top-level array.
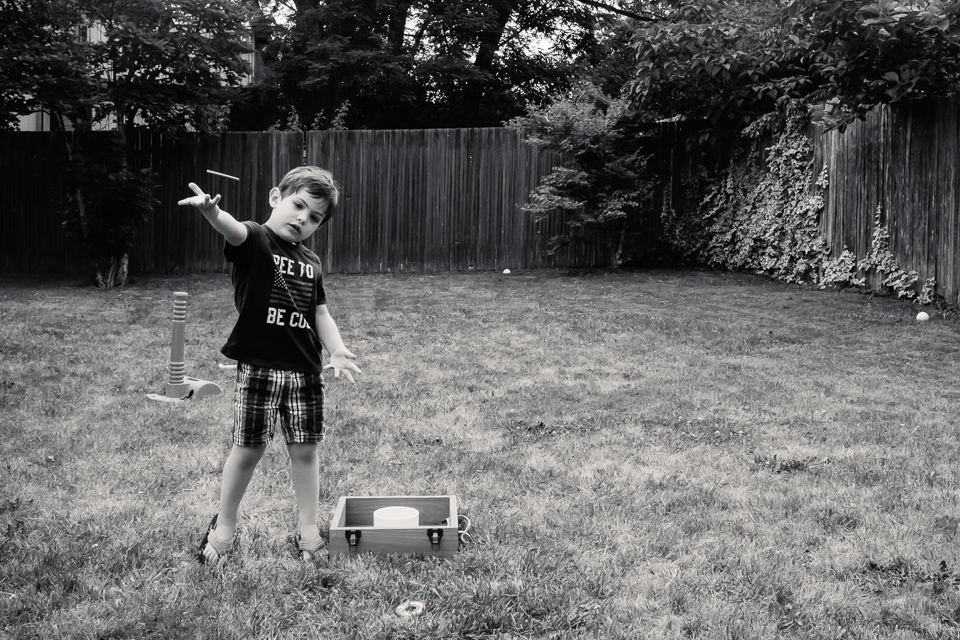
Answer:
[{"left": 268, "top": 187, "right": 282, "bottom": 208}]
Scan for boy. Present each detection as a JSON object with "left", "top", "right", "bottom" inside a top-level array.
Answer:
[{"left": 178, "top": 166, "right": 362, "bottom": 565}]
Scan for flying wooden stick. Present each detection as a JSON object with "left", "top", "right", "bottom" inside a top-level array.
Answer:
[{"left": 206, "top": 169, "right": 240, "bottom": 181}]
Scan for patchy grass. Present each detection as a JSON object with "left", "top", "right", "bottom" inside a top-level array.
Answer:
[{"left": 3, "top": 269, "right": 960, "bottom": 639}]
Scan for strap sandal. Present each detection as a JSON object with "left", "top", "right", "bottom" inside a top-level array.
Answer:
[
  {"left": 292, "top": 532, "right": 326, "bottom": 563},
  {"left": 197, "top": 514, "right": 235, "bottom": 565}
]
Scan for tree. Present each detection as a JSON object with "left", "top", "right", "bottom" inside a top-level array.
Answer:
[
  {"left": 786, "top": 0, "right": 960, "bottom": 129},
  {"left": 0, "top": 0, "right": 252, "bottom": 286},
  {"left": 627, "top": 0, "right": 810, "bottom": 145},
  {"left": 571, "top": 3, "right": 649, "bottom": 98},
  {"left": 508, "top": 83, "right": 656, "bottom": 267},
  {"left": 248, "top": 0, "right": 610, "bottom": 130},
  {"left": 75, "top": 0, "right": 252, "bottom": 141},
  {"left": 0, "top": 0, "right": 95, "bottom": 131},
  {"left": 626, "top": 0, "right": 960, "bottom": 138}
]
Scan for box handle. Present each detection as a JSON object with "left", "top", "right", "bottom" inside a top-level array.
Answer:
[
  {"left": 346, "top": 529, "right": 362, "bottom": 551},
  {"left": 427, "top": 528, "right": 443, "bottom": 550}
]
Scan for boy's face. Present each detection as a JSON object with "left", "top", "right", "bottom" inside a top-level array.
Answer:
[{"left": 265, "top": 187, "right": 329, "bottom": 244}]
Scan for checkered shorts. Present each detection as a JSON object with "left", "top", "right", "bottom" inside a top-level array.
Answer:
[{"left": 233, "top": 363, "right": 325, "bottom": 446}]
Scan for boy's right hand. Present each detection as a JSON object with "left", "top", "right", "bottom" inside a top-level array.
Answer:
[{"left": 178, "top": 182, "right": 221, "bottom": 216}]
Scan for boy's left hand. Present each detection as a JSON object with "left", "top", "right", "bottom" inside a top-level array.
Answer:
[{"left": 324, "top": 348, "right": 361, "bottom": 383}]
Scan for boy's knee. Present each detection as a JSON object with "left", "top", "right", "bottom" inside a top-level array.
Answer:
[
  {"left": 230, "top": 443, "right": 266, "bottom": 467},
  {"left": 286, "top": 442, "right": 318, "bottom": 464}
]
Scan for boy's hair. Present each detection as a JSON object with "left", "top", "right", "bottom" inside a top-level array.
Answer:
[{"left": 278, "top": 166, "right": 340, "bottom": 223}]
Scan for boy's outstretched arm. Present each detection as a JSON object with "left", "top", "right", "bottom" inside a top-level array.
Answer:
[
  {"left": 178, "top": 182, "right": 247, "bottom": 246},
  {"left": 316, "top": 304, "right": 361, "bottom": 383}
]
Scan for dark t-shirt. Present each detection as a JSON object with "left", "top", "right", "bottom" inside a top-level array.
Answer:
[{"left": 220, "top": 222, "right": 327, "bottom": 373}]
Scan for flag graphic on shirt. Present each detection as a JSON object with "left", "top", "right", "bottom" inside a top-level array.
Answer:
[{"left": 270, "top": 269, "right": 313, "bottom": 312}]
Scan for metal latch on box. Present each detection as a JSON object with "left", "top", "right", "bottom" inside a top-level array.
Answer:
[
  {"left": 427, "top": 528, "right": 443, "bottom": 550},
  {"left": 346, "top": 529, "right": 362, "bottom": 551}
]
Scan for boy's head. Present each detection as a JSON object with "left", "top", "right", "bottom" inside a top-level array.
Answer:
[{"left": 266, "top": 166, "right": 340, "bottom": 244}]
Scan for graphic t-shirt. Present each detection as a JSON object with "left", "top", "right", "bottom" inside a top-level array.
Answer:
[{"left": 220, "top": 222, "right": 327, "bottom": 373}]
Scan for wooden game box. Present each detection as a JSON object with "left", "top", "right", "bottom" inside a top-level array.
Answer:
[{"left": 328, "top": 495, "right": 459, "bottom": 559}]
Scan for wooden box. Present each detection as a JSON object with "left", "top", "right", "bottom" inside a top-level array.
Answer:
[{"left": 328, "top": 495, "right": 458, "bottom": 559}]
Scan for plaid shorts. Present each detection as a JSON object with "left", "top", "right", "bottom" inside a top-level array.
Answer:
[{"left": 233, "top": 363, "right": 325, "bottom": 446}]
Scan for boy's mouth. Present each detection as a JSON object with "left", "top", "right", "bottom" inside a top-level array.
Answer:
[{"left": 288, "top": 223, "right": 302, "bottom": 235}]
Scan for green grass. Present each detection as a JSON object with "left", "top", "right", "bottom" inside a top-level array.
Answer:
[{"left": 3, "top": 269, "right": 960, "bottom": 639}]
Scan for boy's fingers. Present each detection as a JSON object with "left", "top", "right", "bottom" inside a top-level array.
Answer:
[
  {"left": 178, "top": 193, "right": 221, "bottom": 209},
  {"left": 322, "top": 360, "right": 360, "bottom": 383},
  {"left": 335, "top": 354, "right": 361, "bottom": 373},
  {"left": 179, "top": 183, "right": 211, "bottom": 207}
]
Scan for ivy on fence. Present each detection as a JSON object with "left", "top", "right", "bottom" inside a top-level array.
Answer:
[
  {"left": 663, "top": 103, "right": 937, "bottom": 305},
  {"left": 662, "top": 105, "right": 828, "bottom": 284}
]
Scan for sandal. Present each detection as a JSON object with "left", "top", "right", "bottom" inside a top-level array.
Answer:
[
  {"left": 197, "top": 514, "right": 235, "bottom": 565},
  {"left": 291, "top": 532, "right": 326, "bottom": 563}
]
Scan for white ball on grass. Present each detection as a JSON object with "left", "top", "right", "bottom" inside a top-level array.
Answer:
[
  {"left": 916, "top": 311, "right": 930, "bottom": 322},
  {"left": 503, "top": 269, "right": 511, "bottom": 274}
]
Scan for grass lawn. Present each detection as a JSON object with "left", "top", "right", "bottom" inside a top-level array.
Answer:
[{"left": 3, "top": 268, "right": 960, "bottom": 639}]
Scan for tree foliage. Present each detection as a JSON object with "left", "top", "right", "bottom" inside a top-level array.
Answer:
[
  {"left": 515, "top": 0, "right": 960, "bottom": 276},
  {"left": 79, "top": 0, "right": 251, "bottom": 137},
  {"left": 1, "top": 0, "right": 251, "bottom": 135},
  {"left": 1, "top": 0, "right": 251, "bottom": 286},
  {"left": 623, "top": 0, "right": 960, "bottom": 284},
  {"left": 508, "top": 83, "right": 655, "bottom": 266},
  {"left": 627, "top": 0, "right": 960, "bottom": 136},
  {"left": 0, "top": 0, "right": 95, "bottom": 130},
  {"left": 237, "top": 0, "right": 614, "bottom": 130},
  {"left": 628, "top": 0, "right": 804, "bottom": 144},
  {"left": 788, "top": 0, "right": 960, "bottom": 129}
]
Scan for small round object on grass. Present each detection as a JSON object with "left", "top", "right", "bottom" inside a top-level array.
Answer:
[
  {"left": 396, "top": 601, "right": 425, "bottom": 617},
  {"left": 917, "top": 311, "right": 930, "bottom": 322}
]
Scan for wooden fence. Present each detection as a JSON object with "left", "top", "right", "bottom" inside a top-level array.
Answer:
[
  {"left": 0, "top": 128, "right": 597, "bottom": 276},
  {"left": 4, "top": 105, "right": 960, "bottom": 298},
  {"left": 812, "top": 99, "right": 960, "bottom": 306}
]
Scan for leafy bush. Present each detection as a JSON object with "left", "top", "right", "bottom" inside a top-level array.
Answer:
[
  {"left": 61, "top": 157, "right": 156, "bottom": 287},
  {"left": 508, "top": 84, "right": 656, "bottom": 267},
  {"left": 662, "top": 104, "right": 933, "bottom": 302}
]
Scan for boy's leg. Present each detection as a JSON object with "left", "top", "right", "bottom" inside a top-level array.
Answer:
[
  {"left": 281, "top": 368, "right": 324, "bottom": 558},
  {"left": 287, "top": 442, "right": 321, "bottom": 545},
  {"left": 204, "top": 443, "right": 266, "bottom": 562}
]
